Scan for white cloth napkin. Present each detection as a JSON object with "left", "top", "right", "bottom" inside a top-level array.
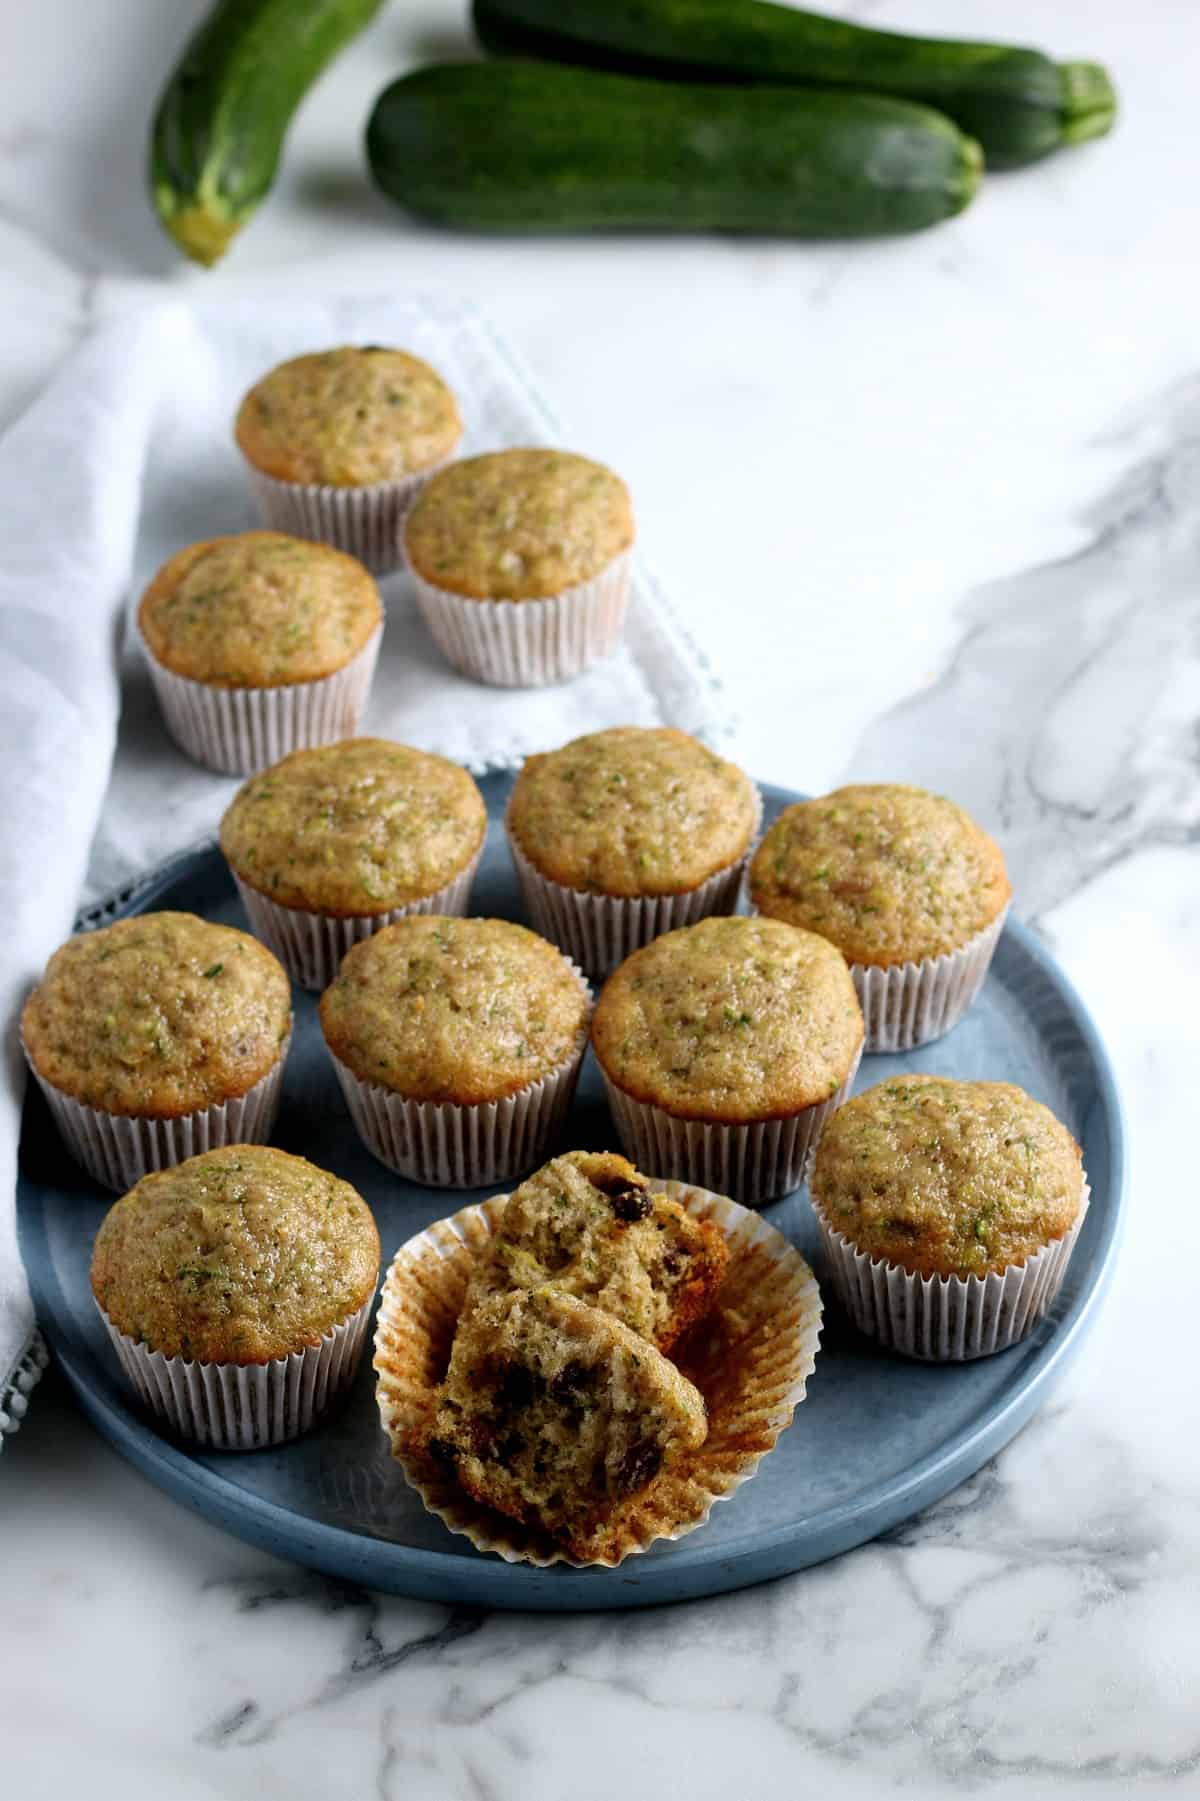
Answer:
[{"left": 0, "top": 287, "right": 728, "bottom": 1445}]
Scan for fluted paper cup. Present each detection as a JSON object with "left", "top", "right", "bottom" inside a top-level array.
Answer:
[
  {"left": 373, "top": 1180, "right": 822, "bottom": 1567},
  {"left": 24, "top": 1035, "right": 290, "bottom": 1193},
  {"left": 407, "top": 549, "right": 632, "bottom": 688},
  {"left": 327, "top": 963, "right": 592, "bottom": 1187},
  {"left": 506, "top": 788, "right": 763, "bottom": 980},
  {"left": 851, "top": 907, "right": 1010, "bottom": 1054},
  {"left": 140, "top": 624, "right": 382, "bottom": 777},
  {"left": 245, "top": 460, "right": 455, "bottom": 575},
  {"left": 230, "top": 845, "right": 483, "bottom": 991},
  {"left": 811, "top": 1177, "right": 1090, "bottom": 1361},
  {"left": 600, "top": 1040, "right": 862, "bottom": 1209},
  {"left": 98, "top": 1290, "right": 374, "bottom": 1449}
]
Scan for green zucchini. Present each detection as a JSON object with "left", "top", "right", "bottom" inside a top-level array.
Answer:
[
  {"left": 472, "top": 0, "right": 1116, "bottom": 170},
  {"left": 151, "top": 0, "right": 385, "bottom": 266},
  {"left": 366, "top": 62, "right": 982, "bottom": 238}
]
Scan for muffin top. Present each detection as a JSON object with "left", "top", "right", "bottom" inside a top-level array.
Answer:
[
  {"left": 90, "top": 1146, "right": 380, "bottom": 1363},
  {"left": 507, "top": 727, "right": 758, "bottom": 898},
  {"left": 234, "top": 346, "right": 462, "bottom": 486},
  {"left": 22, "top": 912, "right": 291, "bottom": 1118},
  {"left": 592, "top": 916, "right": 864, "bottom": 1122},
  {"left": 220, "top": 739, "right": 487, "bottom": 917},
  {"left": 138, "top": 532, "right": 381, "bottom": 689},
  {"left": 404, "top": 449, "right": 634, "bottom": 600},
  {"left": 810, "top": 1075, "right": 1083, "bottom": 1279},
  {"left": 750, "top": 784, "right": 1010, "bottom": 967},
  {"left": 320, "top": 916, "right": 589, "bottom": 1103}
]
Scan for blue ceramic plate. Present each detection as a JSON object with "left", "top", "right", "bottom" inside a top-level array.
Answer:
[{"left": 18, "top": 775, "right": 1125, "bottom": 1611}]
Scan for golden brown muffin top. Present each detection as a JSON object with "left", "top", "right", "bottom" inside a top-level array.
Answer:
[
  {"left": 810, "top": 1075, "right": 1083, "bottom": 1279},
  {"left": 507, "top": 727, "right": 758, "bottom": 898},
  {"left": 90, "top": 1146, "right": 380, "bottom": 1363},
  {"left": 138, "top": 532, "right": 381, "bottom": 689},
  {"left": 750, "top": 784, "right": 1010, "bottom": 968},
  {"left": 22, "top": 912, "right": 292, "bottom": 1118},
  {"left": 220, "top": 739, "right": 487, "bottom": 917},
  {"left": 319, "top": 916, "right": 589, "bottom": 1104},
  {"left": 234, "top": 346, "right": 462, "bottom": 486},
  {"left": 405, "top": 449, "right": 633, "bottom": 600},
  {"left": 592, "top": 916, "right": 863, "bottom": 1123}
]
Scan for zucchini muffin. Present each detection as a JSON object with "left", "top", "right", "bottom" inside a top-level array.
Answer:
[
  {"left": 462, "top": 1150, "right": 729, "bottom": 1351},
  {"left": 22, "top": 912, "right": 292, "bottom": 1191},
  {"left": 220, "top": 738, "right": 487, "bottom": 989},
  {"left": 593, "top": 915, "right": 864, "bottom": 1205},
  {"left": 403, "top": 449, "right": 635, "bottom": 686},
  {"left": 235, "top": 346, "right": 463, "bottom": 571},
  {"left": 137, "top": 532, "right": 382, "bottom": 774},
  {"left": 91, "top": 1145, "right": 380, "bottom": 1446},
  {"left": 320, "top": 916, "right": 591, "bottom": 1186},
  {"left": 421, "top": 1285, "right": 708, "bottom": 1563},
  {"left": 506, "top": 727, "right": 761, "bottom": 976},
  {"left": 750, "top": 785, "right": 1011, "bottom": 1052},
  {"left": 809, "top": 1075, "right": 1087, "bottom": 1360}
]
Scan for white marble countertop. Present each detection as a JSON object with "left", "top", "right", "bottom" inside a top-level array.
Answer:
[{"left": 4, "top": 1, "right": 1198, "bottom": 1795}]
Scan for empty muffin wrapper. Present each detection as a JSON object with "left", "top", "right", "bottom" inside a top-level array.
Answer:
[
  {"left": 601, "top": 1040, "right": 863, "bottom": 1209},
  {"left": 140, "top": 623, "right": 382, "bottom": 777},
  {"left": 373, "top": 1180, "right": 823, "bottom": 1567},
  {"left": 245, "top": 461, "right": 454, "bottom": 575},
  {"left": 231, "top": 844, "right": 483, "bottom": 991},
  {"left": 406, "top": 549, "right": 632, "bottom": 688},
  {"left": 811, "top": 1176, "right": 1090, "bottom": 1362},
  {"left": 98, "top": 1290, "right": 374, "bottom": 1450},
  {"left": 24, "top": 1035, "right": 290, "bottom": 1193},
  {"left": 329, "top": 962, "right": 592, "bottom": 1188},
  {"left": 850, "top": 907, "right": 1010, "bottom": 1054},
  {"left": 506, "top": 787, "right": 764, "bottom": 980}
]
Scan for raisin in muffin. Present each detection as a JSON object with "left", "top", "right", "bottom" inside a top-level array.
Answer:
[
  {"left": 22, "top": 912, "right": 292, "bottom": 1190},
  {"left": 403, "top": 449, "right": 635, "bottom": 685},
  {"left": 750, "top": 785, "right": 1011, "bottom": 1052},
  {"left": 220, "top": 739, "right": 487, "bottom": 989},
  {"left": 506, "top": 727, "right": 761, "bottom": 976},
  {"left": 810, "top": 1075, "right": 1087, "bottom": 1360},
  {"left": 592, "top": 915, "right": 864, "bottom": 1205},
  {"left": 463, "top": 1150, "right": 728, "bottom": 1351},
  {"left": 235, "top": 346, "right": 463, "bottom": 571},
  {"left": 320, "top": 916, "right": 591, "bottom": 1186},
  {"left": 422, "top": 1286, "right": 708, "bottom": 1562}
]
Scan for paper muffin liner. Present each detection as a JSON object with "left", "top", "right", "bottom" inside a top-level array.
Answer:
[
  {"left": 851, "top": 906, "right": 1010, "bottom": 1054},
  {"left": 245, "top": 460, "right": 454, "bottom": 575},
  {"left": 139, "top": 623, "right": 382, "bottom": 777},
  {"left": 406, "top": 549, "right": 632, "bottom": 688},
  {"left": 811, "top": 1176, "right": 1090, "bottom": 1362},
  {"left": 328, "top": 962, "right": 593, "bottom": 1188},
  {"left": 24, "top": 1034, "right": 290, "bottom": 1193},
  {"left": 600, "top": 1040, "right": 862, "bottom": 1209},
  {"left": 373, "top": 1179, "right": 822, "bottom": 1567},
  {"left": 505, "top": 787, "right": 763, "bottom": 980},
  {"left": 98, "top": 1289, "right": 374, "bottom": 1450},
  {"left": 230, "top": 844, "right": 484, "bottom": 991}
]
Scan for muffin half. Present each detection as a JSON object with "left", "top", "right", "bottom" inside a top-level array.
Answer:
[
  {"left": 138, "top": 531, "right": 382, "bottom": 775},
  {"left": 320, "top": 916, "right": 592, "bottom": 1186},
  {"left": 404, "top": 449, "right": 634, "bottom": 686},
  {"left": 22, "top": 911, "right": 292, "bottom": 1191},
  {"left": 506, "top": 726, "right": 761, "bottom": 977},
  {"left": 235, "top": 345, "right": 462, "bottom": 571},
  {"left": 750, "top": 784, "right": 1011, "bottom": 1052},
  {"left": 91, "top": 1146, "right": 380, "bottom": 1446},
  {"left": 809, "top": 1075, "right": 1088, "bottom": 1359},
  {"left": 592, "top": 915, "right": 864, "bottom": 1206},
  {"left": 220, "top": 738, "right": 487, "bottom": 989}
]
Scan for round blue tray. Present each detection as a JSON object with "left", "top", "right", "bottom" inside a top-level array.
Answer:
[{"left": 18, "top": 774, "right": 1125, "bottom": 1610}]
